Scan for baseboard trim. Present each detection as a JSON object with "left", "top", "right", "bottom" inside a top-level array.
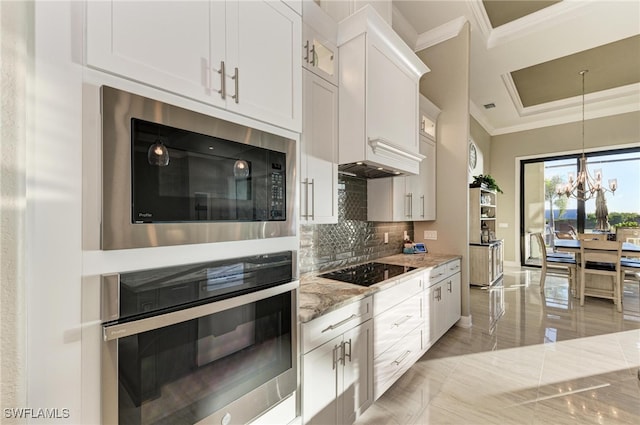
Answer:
[{"left": 456, "top": 315, "right": 472, "bottom": 329}]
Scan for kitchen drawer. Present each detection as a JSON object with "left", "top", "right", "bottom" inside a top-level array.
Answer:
[
  {"left": 425, "top": 264, "right": 447, "bottom": 287},
  {"left": 446, "top": 259, "right": 461, "bottom": 276},
  {"left": 373, "top": 293, "right": 423, "bottom": 358},
  {"left": 373, "top": 274, "right": 423, "bottom": 315},
  {"left": 302, "top": 296, "right": 372, "bottom": 354},
  {"left": 373, "top": 325, "right": 423, "bottom": 400}
]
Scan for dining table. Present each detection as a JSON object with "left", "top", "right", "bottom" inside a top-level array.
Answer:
[
  {"left": 554, "top": 239, "right": 640, "bottom": 258},
  {"left": 553, "top": 238, "right": 640, "bottom": 303}
]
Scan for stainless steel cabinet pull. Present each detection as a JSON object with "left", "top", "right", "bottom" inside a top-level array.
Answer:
[
  {"left": 321, "top": 314, "right": 357, "bottom": 333},
  {"left": 218, "top": 61, "right": 226, "bottom": 99},
  {"left": 332, "top": 345, "right": 338, "bottom": 370},
  {"left": 301, "top": 179, "right": 309, "bottom": 219},
  {"left": 310, "top": 44, "right": 316, "bottom": 66},
  {"left": 406, "top": 193, "right": 413, "bottom": 218},
  {"left": 231, "top": 67, "right": 239, "bottom": 104},
  {"left": 393, "top": 315, "right": 412, "bottom": 327},
  {"left": 421, "top": 195, "right": 425, "bottom": 218},
  {"left": 304, "top": 40, "right": 310, "bottom": 63},
  {"left": 447, "top": 280, "right": 452, "bottom": 293},
  {"left": 393, "top": 350, "right": 411, "bottom": 366},
  {"left": 343, "top": 339, "right": 352, "bottom": 363},
  {"left": 309, "top": 179, "right": 315, "bottom": 220}
]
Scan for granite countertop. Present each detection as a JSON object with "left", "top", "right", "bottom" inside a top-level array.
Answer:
[{"left": 299, "top": 252, "right": 461, "bottom": 323}]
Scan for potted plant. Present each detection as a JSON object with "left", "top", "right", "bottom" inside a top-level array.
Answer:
[{"left": 470, "top": 174, "right": 503, "bottom": 194}]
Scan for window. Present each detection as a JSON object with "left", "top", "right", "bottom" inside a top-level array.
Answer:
[{"left": 520, "top": 148, "right": 640, "bottom": 266}]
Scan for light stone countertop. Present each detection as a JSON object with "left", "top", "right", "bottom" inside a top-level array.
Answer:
[{"left": 299, "top": 252, "right": 461, "bottom": 323}]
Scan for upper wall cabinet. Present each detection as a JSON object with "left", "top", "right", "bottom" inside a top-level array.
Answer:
[
  {"left": 337, "top": 6, "right": 429, "bottom": 175},
  {"left": 86, "top": 0, "right": 302, "bottom": 132},
  {"left": 302, "top": 0, "right": 339, "bottom": 86},
  {"left": 419, "top": 94, "right": 441, "bottom": 142}
]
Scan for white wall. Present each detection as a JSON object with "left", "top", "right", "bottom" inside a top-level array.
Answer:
[
  {"left": 1, "top": 0, "right": 32, "bottom": 414},
  {"left": 414, "top": 23, "right": 472, "bottom": 320}
]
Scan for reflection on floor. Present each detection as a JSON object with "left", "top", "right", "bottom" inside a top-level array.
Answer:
[{"left": 355, "top": 267, "right": 640, "bottom": 425}]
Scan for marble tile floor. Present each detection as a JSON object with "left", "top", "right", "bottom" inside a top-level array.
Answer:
[{"left": 355, "top": 266, "right": 640, "bottom": 425}]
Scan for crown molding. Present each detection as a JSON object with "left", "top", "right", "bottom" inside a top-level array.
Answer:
[
  {"left": 469, "top": 101, "right": 496, "bottom": 136},
  {"left": 414, "top": 16, "right": 468, "bottom": 52},
  {"left": 486, "top": 1, "right": 590, "bottom": 49},
  {"left": 391, "top": 4, "right": 418, "bottom": 48}
]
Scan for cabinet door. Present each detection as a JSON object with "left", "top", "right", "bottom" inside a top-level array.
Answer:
[
  {"left": 303, "top": 335, "right": 341, "bottom": 425},
  {"left": 226, "top": 0, "right": 302, "bottom": 131},
  {"left": 367, "top": 177, "right": 408, "bottom": 222},
  {"left": 87, "top": 1, "right": 225, "bottom": 107},
  {"left": 426, "top": 282, "right": 444, "bottom": 346},
  {"left": 342, "top": 321, "right": 373, "bottom": 425},
  {"left": 301, "top": 71, "right": 338, "bottom": 224},
  {"left": 443, "top": 273, "right": 461, "bottom": 331}
]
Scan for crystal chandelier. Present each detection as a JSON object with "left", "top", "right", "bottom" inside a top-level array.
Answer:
[{"left": 555, "top": 70, "right": 617, "bottom": 201}]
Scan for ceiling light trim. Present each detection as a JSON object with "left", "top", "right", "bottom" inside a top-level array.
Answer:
[{"left": 414, "top": 16, "right": 468, "bottom": 52}]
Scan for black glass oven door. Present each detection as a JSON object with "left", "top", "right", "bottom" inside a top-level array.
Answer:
[{"left": 102, "top": 285, "right": 297, "bottom": 425}]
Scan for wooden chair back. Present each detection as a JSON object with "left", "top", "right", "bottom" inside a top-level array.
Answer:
[
  {"left": 580, "top": 239, "right": 622, "bottom": 270},
  {"left": 578, "top": 233, "right": 607, "bottom": 241}
]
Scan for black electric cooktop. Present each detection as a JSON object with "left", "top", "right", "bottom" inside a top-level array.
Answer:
[{"left": 319, "top": 262, "right": 417, "bottom": 287}]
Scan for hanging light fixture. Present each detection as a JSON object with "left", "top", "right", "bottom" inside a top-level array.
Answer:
[
  {"left": 147, "top": 138, "right": 170, "bottom": 166},
  {"left": 555, "top": 70, "right": 617, "bottom": 201}
]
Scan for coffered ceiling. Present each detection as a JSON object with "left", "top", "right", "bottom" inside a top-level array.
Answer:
[{"left": 392, "top": 0, "right": 640, "bottom": 135}]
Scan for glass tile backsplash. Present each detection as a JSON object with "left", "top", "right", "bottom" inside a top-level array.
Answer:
[{"left": 300, "top": 175, "right": 414, "bottom": 274}]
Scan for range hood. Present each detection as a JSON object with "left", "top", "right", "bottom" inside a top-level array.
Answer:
[
  {"left": 336, "top": 6, "right": 430, "bottom": 179},
  {"left": 338, "top": 138, "right": 425, "bottom": 179}
]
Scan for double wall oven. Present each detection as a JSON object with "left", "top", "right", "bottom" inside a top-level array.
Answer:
[
  {"left": 101, "top": 252, "right": 298, "bottom": 424},
  {"left": 99, "top": 86, "right": 300, "bottom": 424}
]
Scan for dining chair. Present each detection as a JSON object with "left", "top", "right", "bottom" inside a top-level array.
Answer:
[
  {"left": 579, "top": 239, "right": 623, "bottom": 312},
  {"left": 533, "top": 232, "right": 577, "bottom": 295}
]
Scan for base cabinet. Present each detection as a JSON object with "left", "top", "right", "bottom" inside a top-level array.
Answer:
[
  {"left": 302, "top": 298, "right": 373, "bottom": 425},
  {"left": 425, "top": 259, "right": 461, "bottom": 348},
  {"left": 469, "top": 241, "right": 504, "bottom": 286},
  {"left": 372, "top": 275, "right": 424, "bottom": 399}
]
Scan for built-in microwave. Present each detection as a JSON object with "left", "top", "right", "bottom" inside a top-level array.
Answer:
[{"left": 101, "top": 86, "right": 297, "bottom": 250}]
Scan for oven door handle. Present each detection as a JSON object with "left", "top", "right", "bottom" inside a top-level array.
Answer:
[{"left": 103, "top": 280, "right": 299, "bottom": 341}]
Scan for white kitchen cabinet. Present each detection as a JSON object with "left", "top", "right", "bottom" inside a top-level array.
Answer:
[
  {"left": 337, "top": 6, "right": 429, "bottom": 175},
  {"left": 301, "top": 70, "right": 338, "bottom": 223},
  {"left": 86, "top": 0, "right": 301, "bottom": 132},
  {"left": 302, "top": 298, "right": 373, "bottom": 425},
  {"left": 372, "top": 273, "right": 424, "bottom": 399},
  {"left": 367, "top": 136, "right": 436, "bottom": 222},
  {"left": 425, "top": 259, "right": 461, "bottom": 349},
  {"left": 419, "top": 94, "right": 440, "bottom": 142},
  {"left": 302, "top": 8, "right": 338, "bottom": 86}
]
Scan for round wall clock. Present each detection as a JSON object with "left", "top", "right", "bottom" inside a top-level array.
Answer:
[{"left": 469, "top": 141, "right": 477, "bottom": 170}]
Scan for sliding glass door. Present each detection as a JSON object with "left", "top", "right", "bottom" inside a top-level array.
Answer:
[{"left": 521, "top": 148, "right": 640, "bottom": 266}]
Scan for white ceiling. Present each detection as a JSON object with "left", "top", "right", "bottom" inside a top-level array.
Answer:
[{"left": 392, "top": 0, "right": 640, "bottom": 135}]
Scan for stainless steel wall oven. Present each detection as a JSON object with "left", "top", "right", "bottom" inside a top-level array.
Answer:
[
  {"left": 100, "top": 86, "right": 297, "bottom": 250},
  {"left": 101, "top": 251, "right": 298, "bottom": 424}
]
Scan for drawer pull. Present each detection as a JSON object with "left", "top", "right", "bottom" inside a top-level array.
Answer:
[
  {"left": 393, "top": 315, "right": 412, "bottom": 327},
  {"left": 393, "top": 350, "right": 411, "bottom": 366},
  {"left": 322, "top": 314, "right": 357, "bottom": 333}
]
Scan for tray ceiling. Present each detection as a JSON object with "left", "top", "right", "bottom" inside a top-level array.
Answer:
[{"left": 393, "top": 0, "right": 640, "bottom": 135}]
